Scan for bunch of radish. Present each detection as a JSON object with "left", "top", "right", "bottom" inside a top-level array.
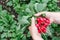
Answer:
[{"left": 36, "top": 14, "right": 50, "bottom": 33}]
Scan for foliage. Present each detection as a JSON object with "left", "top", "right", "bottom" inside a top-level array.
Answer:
[{"left": 0, "top": 0, "right": 60, "bottom": 40}]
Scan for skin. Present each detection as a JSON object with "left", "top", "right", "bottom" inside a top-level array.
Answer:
[{"left": 28, "top": 12, "right": 60, "bottom": 40}]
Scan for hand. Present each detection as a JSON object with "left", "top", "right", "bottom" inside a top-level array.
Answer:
[
  {"left": 29, "top": 17, "right": 44, "bottom": 40},
  {"left": 34, "top": 12, "right": 60, "bottom": 24},
  {"left": 35, "top": 12, "right": 54, "bottom": 24}
]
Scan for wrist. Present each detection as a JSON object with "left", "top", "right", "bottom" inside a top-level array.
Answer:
[
  {"left": 32, "top": 36, "right": 44, "bottom": 40},
  {"left": 32, "top": 34, "right": 43, "bottom": 40}
]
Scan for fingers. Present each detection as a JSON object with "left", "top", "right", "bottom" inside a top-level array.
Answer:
[
  {"left": 28, "top": 26, "right": 31, "bottom": 30},
  {"left": 34, "top": 12, "right": 47, "bottom": 16},
  {"left": 31, "top": 17, "right": 35, "bottom": 26},
  {"left": 34, "top": 12, "right": 42, "bottom": 16},
  {"left": 50, "top": 18, "right": 54, "bottom": 24}
]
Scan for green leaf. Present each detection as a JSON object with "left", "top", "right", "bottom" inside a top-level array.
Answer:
[
  {"left": 28, "top": 3, "right": 35, "bottom": 14},
  {"left": 16, "top": 32, "right": 24, "bottom": 38},
  {"left": 18, "top": 16, "right": 30, "bottom": 25},
  {"left": 46, "top": 26, "right": 54, "bottom": 37},
  {"left": 22, "top": 35, "right": 26, "bottom": 40},
  {"left": 34, "top": 3, "right": 47, "bottom": 12},
  {"left": 1, "top": 10, "right": 7, "bottom": 14},
  {"left": 25, "top": 8, "right": 31, "bottom": 13},
  {"left": 13, "top": 0, "right": 19, "bottom": 3},
  {"left": 51, "top": 23, "right": 58, "bottom": 28},
  {"left": 1, "top": 33, "right": 7, "bottom": 38},
  {"left": 0, "top": 5, "right": 2, "bottom": 11},
  {"left": 1, "top": 39, "right": 7, "bottom": 40},
  {"left": 54, "top": 27, "right": 60, "bottom": 33},
  {"left": 14, "top": 4, "right": 20, "bottom": 9},
  {"left": 27, "top": 32, "right": 31, "bottom": 37},
  {"left": 16, "top": 24, "right": 21, "bottom": 31},
  {"left": 42, "top": 0, "right": 50, "bottom": 3},
  {"left": 53, "top": 0, "right": 57, "bottom": 2},
  {"left": 25, "top": 8, "right": 34, "bottom": 16},
  {"left": 7, "top": 33, "right": 11, "bottom": 37},
  {"left": 20, "top": 26, "right": 27, "bottom": 33},
  {"left": 52, "top": 37, "right": 60, "bottom": 40},
  {"left": 10, "top": 38, "right": 17, "bottom": 40},
  {"left": 10, "top": 33, "right": 16, "bottom": 37},
  {"left": 0, "top": 26, "right": 4, "bottom": 32},
  {"left": 42, "top": 34, "right": 48, "bottom": 40},
  {"left": 7, "top": 1, "right": 13, "bottom": 6}
]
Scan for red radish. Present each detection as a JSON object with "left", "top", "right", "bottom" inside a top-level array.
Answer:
[
  {"left": 42, "top": 29, "right": 46, "bottom": 33},
  {"left": 36, "top": 16, "right": 50, "bottom": 33},
  {"left": 43, "top": 18, "right": 47, "bottom": 21},
  {"left": 36, "top": 24, "right": 39, "bottom": 27},
  {"left": 44, "top": 23, "right": 49, "bottom": 28},
  {"left": 39, "top": 17, "right": 44, "bottom": 22},
  {"left": 38, "top": 29, "right": 41, "bottom": 33},
  {"left": 45, "top": 18, "right": 50, "bottom": 24},
  {"left": 40, "top": 27, "right": 46, "bottom": 31}
]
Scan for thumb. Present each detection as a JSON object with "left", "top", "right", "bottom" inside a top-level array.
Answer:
[
  {"left": 31, "top": 17, "right": 35, "bottom": 26},
  {"left": 50, "top": 17, "right": 54, "bottom": 24}
]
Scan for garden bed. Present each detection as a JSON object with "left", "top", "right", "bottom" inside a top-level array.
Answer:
[{"left": 0, "top": 0, "right": 60, "bottom": 40}]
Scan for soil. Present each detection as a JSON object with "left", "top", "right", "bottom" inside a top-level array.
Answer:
[{"left": 0, "top": 0, "right": 18, "bottom": 21}]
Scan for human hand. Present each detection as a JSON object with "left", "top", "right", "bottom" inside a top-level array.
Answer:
[
  {"left": 29, "top": 17, "right": 44, "bottom": 40},
  {"left": 34, "top": 12, "right": 60, "bottom": 24}
]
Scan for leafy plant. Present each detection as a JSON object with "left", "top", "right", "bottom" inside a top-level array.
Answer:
[{"left": 0, "top": 0, "right": 60, "bottom": 40}]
